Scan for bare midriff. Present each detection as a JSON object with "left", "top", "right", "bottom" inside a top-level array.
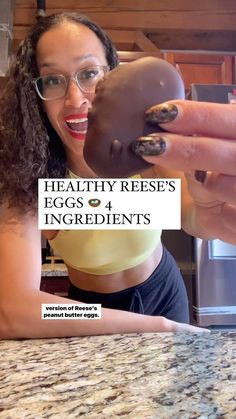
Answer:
[{"left": 67, "top": 242, "right": 163, "bottom": 293}]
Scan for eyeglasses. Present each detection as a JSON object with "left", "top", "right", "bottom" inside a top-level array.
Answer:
[{"left": 32, "top": 65, "right": 109, "bottom": 101}]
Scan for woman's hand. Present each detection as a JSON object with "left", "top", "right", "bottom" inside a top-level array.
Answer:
[
  {"left": 132, "top": 100, "right": 236, "bottom": 244},
  {"left": 154, "top": 317, "right": 209, "bottom": 333}
]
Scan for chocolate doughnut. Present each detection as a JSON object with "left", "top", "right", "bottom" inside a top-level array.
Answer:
[{"left": 84, "top": 57, "right": 185, "bottom": 177}]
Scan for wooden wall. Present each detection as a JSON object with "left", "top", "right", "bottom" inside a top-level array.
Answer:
[{"left": 13, "top": 0, "right": 236, "bottom": 52}]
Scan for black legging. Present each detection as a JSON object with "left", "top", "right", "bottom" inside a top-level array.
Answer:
[{"left": 68, "top": 246, "right": 189, "bottom": 323}]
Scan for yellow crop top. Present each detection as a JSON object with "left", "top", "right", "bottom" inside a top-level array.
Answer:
[
  {"left": 49, "top": 171, "right": 161, "bottom": 275},
  {"left": 49, "top": 229, "right": 161, "bottom": 275}
]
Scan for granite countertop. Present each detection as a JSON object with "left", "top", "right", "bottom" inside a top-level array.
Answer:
[
  {"left": 0, "top": 332, "right": 235, "bottom": 418},
  {"left": 41, "top": 263, "right": 68, "bottom": 277}
]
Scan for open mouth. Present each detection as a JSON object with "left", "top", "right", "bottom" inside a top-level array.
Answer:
[
  {"left": 64, "top": 114, "right": 88, "bottom": 139},
  {"left": 66, "top": 119, "right": 88, "bottom": 132}
]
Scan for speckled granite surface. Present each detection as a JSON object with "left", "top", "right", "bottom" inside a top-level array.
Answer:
[
  {"left": 41, "top": 263, "right": 68, "bottom": 277},
  {"left": 0, "top": 332, "right": 235, "bottom": 418}
]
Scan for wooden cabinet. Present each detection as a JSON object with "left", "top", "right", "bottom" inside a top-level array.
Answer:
[
  {"left": 163, "top": 52, "right": 234, "bottom": 94},
  {"left": 118, "top": 51, "right": 235, "bottom": 95},
  {"left": 41, "top": 259, "right": 70, "bottom": 297},
  {"left": 232, "top": 57, "right": 236, "bottom": 83},
  {"left": 40, "top": 276, "right": 70, "bottom": 297}
]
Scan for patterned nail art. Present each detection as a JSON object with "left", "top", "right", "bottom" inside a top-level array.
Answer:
[
  {"left": 145, "top": 103, "right": 178, "bottom": 124},
  {"left": 132, "top": 136, "right": 166, "bottom": 156}
]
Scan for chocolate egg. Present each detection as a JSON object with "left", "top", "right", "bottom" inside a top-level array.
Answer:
[{"left": 84, "top": 57, "right": 185, "bottom": 177}]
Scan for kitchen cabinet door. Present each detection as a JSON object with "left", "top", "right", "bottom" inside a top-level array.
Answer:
[
  {"left": 164, "top": 53, "right": 233, "bottom": 94},
  {"left": 40, "top": 277, "right": 70, "bottom": 297},
  {"left": 232, "top": 57, "right": 236, "bottom": 83}
]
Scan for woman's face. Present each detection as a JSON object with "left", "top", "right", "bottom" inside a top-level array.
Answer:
[{"left": 36, "top": 21, "right": 107, "bottom": 164}]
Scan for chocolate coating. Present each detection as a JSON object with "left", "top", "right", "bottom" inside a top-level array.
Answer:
[{"left": 84, "top": 57, "right": 185, "bottom": 177}]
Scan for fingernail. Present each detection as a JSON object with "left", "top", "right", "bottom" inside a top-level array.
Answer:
[
  {"left": 194, "top": 170, "right": 207, "bottom": 183},
  {"left": 145, "top": 103, "right": 178, "bottom": 124},
  {"left": 131, "top": 136, "right": 166, "bottom": 156}
]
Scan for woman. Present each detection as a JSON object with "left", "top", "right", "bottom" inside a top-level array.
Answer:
[{"left": 0, "top": 12, "right": 206, "bottom": 339}]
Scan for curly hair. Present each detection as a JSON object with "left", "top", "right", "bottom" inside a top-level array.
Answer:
[{"left": 0, "top": 12, "right": 119, "bottom": 212}]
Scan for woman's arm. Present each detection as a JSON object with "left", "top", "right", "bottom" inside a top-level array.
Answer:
[{"left": 0, "top": 204, "right": 204, "bottom": 339}]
